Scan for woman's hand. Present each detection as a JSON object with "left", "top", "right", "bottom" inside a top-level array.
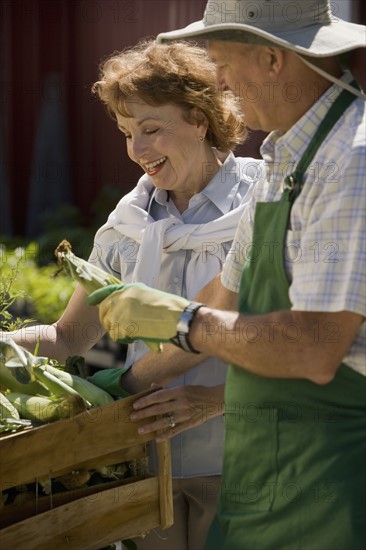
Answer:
[{"left": 130, "top": 383, "right": 225, "bottom": 441}]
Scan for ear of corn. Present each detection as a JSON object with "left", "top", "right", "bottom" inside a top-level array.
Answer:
[
  {"left": 55, "top": 240, "right": 163, "bottom": 353},
  {"left": 6, "top": 392, "right": 87, "bottom": 422},
  {"left": 43, "top": 363, "right": 114, "bottom": 407},
  {"left": 0, "top": 362, "right": 50, "bottom": 396},
  {"left": 1, "top": 339, "right": 114, "bottom": 408},
  {"left": 0, "top": 337, "right": 48, "bottom": 385},
  {"left": 95, "top": 462, "right": 129, "bottom": 480},
  {"left": 0, "top": 391, "right": 20, "bottom": 420},
  {"left": 0, "top": 338, "right": 114, "bottom": 422},
  {"left": 33, "top": 366, "right": 88, "bottom": 403},
  {"left": 56, "top": 469, "right": 91, "bottom": 490},
  {"left": 54, "top": 240, "right": 121, "bottom": 294},
  {"left": 0, "top": 417, "right": 33, "bottom": 435}
]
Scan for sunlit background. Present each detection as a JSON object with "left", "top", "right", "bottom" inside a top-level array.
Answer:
[{"left": 1, "top": 0, "right": 364, "bottom": 246}]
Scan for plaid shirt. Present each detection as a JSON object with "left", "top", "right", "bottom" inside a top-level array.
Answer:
[{"left": 222, "top": 72, "right": 366, "bottom": 375}]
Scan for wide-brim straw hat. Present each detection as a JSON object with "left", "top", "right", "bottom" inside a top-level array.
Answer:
[{"left": 157, "top": 0, "right": 366, "bottom": 57}]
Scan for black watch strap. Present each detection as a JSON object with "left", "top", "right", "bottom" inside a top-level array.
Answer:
[{"left": 171, "top": 301, "right": 204, "bottom": 353}]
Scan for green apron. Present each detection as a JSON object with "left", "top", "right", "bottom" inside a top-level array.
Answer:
[{"left": 206, "top": 88, "right": 366, "bottom": 549}]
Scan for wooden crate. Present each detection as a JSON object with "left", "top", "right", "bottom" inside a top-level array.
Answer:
[{"left": 0, "top": 391, "right": 173, "bottom": 549}]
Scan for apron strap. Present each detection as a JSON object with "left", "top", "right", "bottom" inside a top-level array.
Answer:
[{"left": 284, "top": 83, "right": 359, "bottom": 204}]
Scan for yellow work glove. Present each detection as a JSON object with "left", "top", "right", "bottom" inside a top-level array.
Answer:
[{"left": 87, "top": 283, "right": 203, "bottom": 353}]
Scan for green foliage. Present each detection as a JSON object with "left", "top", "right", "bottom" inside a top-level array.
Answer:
[
  {"left": 0, "top": 185, "right": 123, "bottom": 327},
  {"left": 36, "top": 204, "right": 93, "bottom": 264},
  {"left": 0, "top": 243, "right": 76, "bottom": 326},
  {"left": 35, "top": 186, "right": 123, "bottom": 264},
  {"left": 0, "top": 251, "right": 32, "bottom": 331}
]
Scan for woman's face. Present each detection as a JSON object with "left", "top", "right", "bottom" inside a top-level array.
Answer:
[{"left": 116, "top": 99, "right": 215, "bottom": 196}]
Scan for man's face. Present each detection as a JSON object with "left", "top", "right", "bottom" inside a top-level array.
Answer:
[{"left": 208, "top": 40, "right": 274, "bottom": 132}]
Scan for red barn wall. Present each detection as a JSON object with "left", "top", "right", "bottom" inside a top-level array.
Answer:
[{"left": 1, "top": 0, "right": 365, "bottom": 238}]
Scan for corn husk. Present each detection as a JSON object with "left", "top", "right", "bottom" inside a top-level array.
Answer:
[
  {"left": 43, "top": 363, "right": 114, "bottom": 407},
  {"left": 0, "top": 391, "right": 20, "bottom": 419},
  {"left": 0, "top": 338, "right": 47, "bottom": 385},
  {"left": 0, "top": 361, "right": 50, "bottom": 396},
  {"left": 54, "top": 240, "right": 121, "bottom": 294},
  {"left": 1, "top": 339, "right": 114, "bottom": 408},
  {"left": 55, "top": 240, "right": 162, "bottom": 353},
  {"left": 0, "top": 417, "right": 33, "bottom": 435},
  {"left": 56, "top": 469, "right": 91, "bottom": 490}
]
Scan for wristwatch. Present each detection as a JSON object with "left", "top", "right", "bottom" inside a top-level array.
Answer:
[{"left": 172, "top": 301, "right": 204, "bottom": 353}]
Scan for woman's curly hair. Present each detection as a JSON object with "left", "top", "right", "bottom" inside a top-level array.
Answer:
[{"left": 92, "top": 39, "right": 247, "bottom": 151}]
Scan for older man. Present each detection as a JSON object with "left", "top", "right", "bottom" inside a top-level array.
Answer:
[{"left": 91, "top": 1, "right": 366, "bottom": 548}]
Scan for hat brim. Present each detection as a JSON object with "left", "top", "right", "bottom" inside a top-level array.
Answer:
[{"left": 157, "top": 19, "right": 366, "bottom": 57}]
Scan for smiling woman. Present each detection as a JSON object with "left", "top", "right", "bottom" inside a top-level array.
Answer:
[
  {"left": 4, "top": 38, "right": 263, "bottom": 550},
  {"left": 115, "top": 101, "right": 224, "bottom": 211},
  {"left": 92, "top": 40, "right": 251, "bottom": 215},
  {"left": 87, "top": 39, "right": 263, "bottom": 549}
]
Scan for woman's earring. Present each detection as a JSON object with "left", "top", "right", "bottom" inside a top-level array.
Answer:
[{"left": 199, "top": 135, "right": 205, "bottom": 142}]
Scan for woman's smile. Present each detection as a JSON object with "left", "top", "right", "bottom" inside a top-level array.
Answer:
[{"left": 143, "top": 156, "right": 167, "bottom": 176}]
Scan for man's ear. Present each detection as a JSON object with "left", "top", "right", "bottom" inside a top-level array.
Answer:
[{"left": 264, "top": 47, "right": 285, "bottom": 75}]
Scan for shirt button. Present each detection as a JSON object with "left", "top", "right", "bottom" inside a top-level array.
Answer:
[{"left": 173, "top": 276, "right": 180, "bottom": 283}]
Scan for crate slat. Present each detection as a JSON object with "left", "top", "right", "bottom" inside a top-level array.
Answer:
[
  {"left": 0, "top": 477, "right": 160, "bottom": 549},
  {"left": 0, "top": 391, "right": 173, "bottom": 548},
  {"left": 1, "top": 392, "right": 153, "bottom": 486}
]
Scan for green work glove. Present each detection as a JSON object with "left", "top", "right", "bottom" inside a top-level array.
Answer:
[
  {"left": 87, "top": 283, "right": 202, "bottom": 353},
  {"left": 87, "top": 367, "right": 131, "bottom": 398}
]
